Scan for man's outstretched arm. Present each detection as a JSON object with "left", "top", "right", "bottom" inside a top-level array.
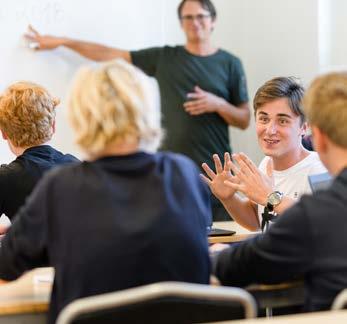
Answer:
[{"left": 25, "top": 25, "right": 131, "bottom": 62}]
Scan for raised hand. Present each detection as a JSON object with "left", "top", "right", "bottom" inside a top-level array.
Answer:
[
  {"left": 224, "top": 153, "right": 274, "bottom": 206},
  {"left": 184, "top": 86, "right": 226, "bottom": 115},
  {"left": 201, "top": 152, "right": 239, "bottom": 201},
  {"left": 24, "top": 25, "right": 64, "bottom": 50}
]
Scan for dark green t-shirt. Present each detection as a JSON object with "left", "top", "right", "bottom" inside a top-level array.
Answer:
[
  {"left": 131, "top": 46, "right": 248, "bottom": 221},
  {"left": 131, "top": 46, "right": 248, "bottom": 170}
]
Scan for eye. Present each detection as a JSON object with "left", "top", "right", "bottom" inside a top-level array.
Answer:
[
  {"left": 279, "top": 118, "right": 289, "bottom": 125},
  {"left": 257, "top": 116, "right": 269, "bottom": 123}
]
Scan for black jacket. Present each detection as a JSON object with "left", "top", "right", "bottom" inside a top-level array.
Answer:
[
  {"left": 214, "top": 168, "right": 347, "bottom": 311},
  {"left": 0, "top": 145, "right": 78, "bottom": 219},
  {"left": 0, "top": 152, "right": 211, "bottom": 324}
]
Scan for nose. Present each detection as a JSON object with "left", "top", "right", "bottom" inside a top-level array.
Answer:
[
  {"left": 191, "top": 17, "right": 200, "bottom": 27},
  {"left": 265, "top": 121, "right": 277, "bottom": 135}
]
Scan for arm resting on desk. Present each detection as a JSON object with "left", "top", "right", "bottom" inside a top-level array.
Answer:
[
  {"left": 213, "top": 202, "right": 311, "bottom": 287},
  {"left": 0, "top": 176, "right": 51, "bottom": 281}
]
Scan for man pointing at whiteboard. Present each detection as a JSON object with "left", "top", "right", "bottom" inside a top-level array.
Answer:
[{"left": 26, "top": 0, "right": 250, "bottom": 221}]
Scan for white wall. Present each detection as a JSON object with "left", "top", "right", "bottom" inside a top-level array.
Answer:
[
  {"left": 0, "top": 0, "right": 172, "bottom": 163},
  {"left": 321, "top": 0, "right": 347, "bottom": 71},
  {"left": 0, "top": 0, "right": 326, "bottom": 165}
]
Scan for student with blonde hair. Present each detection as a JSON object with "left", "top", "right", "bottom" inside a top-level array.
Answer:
[
  {"left": 0, "top": 60, "right": 211, "bottom": 324},
  {"left": 0, "top": 82, "right": 77, "bottom": 227}
]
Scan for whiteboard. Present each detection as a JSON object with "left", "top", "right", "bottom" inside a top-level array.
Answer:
[{"left": 0, "top": 0, "right": 180, "bottom": 163}]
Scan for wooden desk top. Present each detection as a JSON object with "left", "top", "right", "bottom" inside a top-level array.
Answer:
[
  {"left": 208, "top": 221, "right": 259, "bottom": 244},
  {"left": 0, "top": 223, "right": 288, "bottom": 317},
  {"left": 218, "top": 310, "right": 347, "bottom": 324},
  {"left": 0, "top": 267, "right": 53, "bottom": 315}
]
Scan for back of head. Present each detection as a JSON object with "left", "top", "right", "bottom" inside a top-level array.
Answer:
[
  {"left": 68, "top": 59, "right": 163, "bottom": 156},
  {"left": 253, "top": 76, "right": 305, "bottom": 125},
  {"left": 304, "top": 72, "right": 347, "bottom": 149},
  {"left": 0, "top": 82, "right": 58, "bottom": 148}
]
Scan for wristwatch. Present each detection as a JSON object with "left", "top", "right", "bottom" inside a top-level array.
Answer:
[{"left": 266, "top": 191, "right": 284, "bottom": 212}]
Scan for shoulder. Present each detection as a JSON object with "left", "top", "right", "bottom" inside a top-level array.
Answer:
[
  {"left": 161, "top": 45, "right": 192, "bottom": 58},
  {"left": 156, "top": 151, "right": 199, "bottom": 171},
  {"left": 217, "top": 49, "right": 241, "bottom": 62},
  {"left": 0, "top": 159, "right": 24, "bottom": 183},
  {"left": 37, "top": 162, "right": 84, "bottom": 188},
  {"left": 302, "top": 152, "right": 327, "bottom": 174},
  {"left": 60, "top": 153, "right": 79, "bottom": 163}
]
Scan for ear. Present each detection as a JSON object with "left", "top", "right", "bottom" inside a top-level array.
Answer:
[
  {"left": 311, "top": 125, "right": 327, "bottom": 154},
  {"left": 52, "top": 120, "right": 56, "bottom": 134},
  {"left": 300, "top": 121, "right": 308, "bottom": 137}
]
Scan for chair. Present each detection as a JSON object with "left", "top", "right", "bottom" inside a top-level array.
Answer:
[
  {"left": 56, "top": 281, "right": 257, "bottom": 324},
  {"left": 332, "top": 289, "right": 347, "bottom": 310}
]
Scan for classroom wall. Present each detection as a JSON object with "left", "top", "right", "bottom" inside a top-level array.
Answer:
[
  {"left": 0, "top": 0, "right": 173, "bottom": 163},
  {"left": 0, "top": 0, "right": 336, "bottom": 166},
  {"left": 325, "top": 0, "right": 347, "bottom": 70}
]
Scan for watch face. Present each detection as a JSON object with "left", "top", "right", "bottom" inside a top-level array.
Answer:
[{"left": 268, "top": 191, "right": 283, "bottom": 206}]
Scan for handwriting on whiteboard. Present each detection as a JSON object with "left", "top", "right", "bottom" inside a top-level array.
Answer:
[{"left": 0, "top": 1, "right": 64, "bottom": 24}]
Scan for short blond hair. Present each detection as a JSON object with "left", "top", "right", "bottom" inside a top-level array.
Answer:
[
  {"left": 304, "top": 72, "right": 347, "bottom": 148},
  {"left": 0, "top": 82, "right": 58, "bottom": 147},
  {"left": 68, "top": 59, "right": 163, "bottom": 155}
]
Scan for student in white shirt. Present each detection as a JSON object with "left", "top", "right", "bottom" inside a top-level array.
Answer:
[{"left": 202, "top": 77, "right": 327, "bottom": 231}]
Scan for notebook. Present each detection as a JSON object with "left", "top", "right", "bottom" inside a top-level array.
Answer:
[{"left": 207, "top": 226, "right": 236, "bottom": 237}]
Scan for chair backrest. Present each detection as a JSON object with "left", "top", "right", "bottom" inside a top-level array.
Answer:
[
  {"left": 56, "top": 282, "right": 257, "bottom": 324},
  {"left": 332, "top": 289, "right": 347, "bottom": 310}
]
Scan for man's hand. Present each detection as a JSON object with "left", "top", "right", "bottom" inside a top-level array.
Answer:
[
  {"left": 201, "top": 153, "right": 238, "bottom": 202},
  {"left": 184, "top": 86, "right": 226, "bottom": 115},
  {"left": 0, "top": 223, "right": 10, "bottom": 235},
  {"left": 224, "top": 153, "right": 274, "bottom": 206},
  {"left": 24, "top": 25, "right": 64, "bottom": 50}
]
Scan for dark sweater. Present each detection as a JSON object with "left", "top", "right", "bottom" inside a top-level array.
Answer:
[
  {"left": 0, "top": 145, "right": 78, "bottom": 220},
  {"left": 214, "top": 168, "right": 347, "bottom": 312},
  {"left": 0, "top": 151, "right": 211, "bottom": 324}
]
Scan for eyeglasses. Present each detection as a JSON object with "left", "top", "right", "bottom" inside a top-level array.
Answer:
[{"left": 180, "top": 14, "right": 211, "bottom": 23}]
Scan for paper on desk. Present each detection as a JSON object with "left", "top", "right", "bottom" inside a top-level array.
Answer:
[{"left": 33, "top": 273, "right": 54, "bottom": 284}]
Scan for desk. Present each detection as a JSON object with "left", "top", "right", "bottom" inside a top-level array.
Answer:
[
  {"left": 0, "top": 224, "right": 302, "bottom": 322},
  {"left": 0, "top": 268, "right": 305, "bottom": 322},
  {"left": 0, "top": 267, "right": 52, "bottom": 323},
  {"left": 218, "top": 310, "right": 347, "bottom": 324},
  {"left": 209, "top": 221, "right": 259, "bottom": 244}
]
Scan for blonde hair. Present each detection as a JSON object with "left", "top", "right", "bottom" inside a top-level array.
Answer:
[
  {"left": 0, "top": 82, "right": 58, "bottom": 147},
  {"left": 304, "top": 72, "right": 347, "bottom": 148},
  {"left": 68, "top": 59, "right": 163, "bottom": 155}
]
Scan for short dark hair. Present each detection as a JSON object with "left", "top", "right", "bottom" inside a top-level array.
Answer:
[
  {"left": 177, "top": 0, "right": 217, "bottom": 20},
  {"left": 253, "top": 77, "right": 305, "bottom": 125}
]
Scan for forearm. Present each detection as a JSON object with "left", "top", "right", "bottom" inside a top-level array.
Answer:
[
  {"left": 216, "top": 101, "right": 250, "bottom": 129},
  {"left": 220, "top": 194, "right": 260, "bottom": 231},
  {"left": 60, "top": 38, "right": 131, "bottom": 62}
]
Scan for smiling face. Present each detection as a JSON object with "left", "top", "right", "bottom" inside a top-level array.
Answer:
[
  {"left": 179, "top": 0, "right": 215, "bottom": 43},
  {"left": 256, "top": 98, "right": 307, "bottom": 163}
]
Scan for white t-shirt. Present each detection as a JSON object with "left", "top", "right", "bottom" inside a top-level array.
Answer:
[{"left": 257, "top": 151, "right": 327, "bottom": 225}]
